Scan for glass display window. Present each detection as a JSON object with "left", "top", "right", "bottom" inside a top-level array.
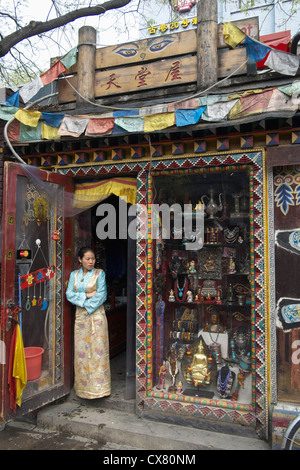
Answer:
[
  {"left": 147, "top": 165, "right": 255, "bottom": 406},
  {"left": 14, "top": 175, "right": 64, "bottom": 398}
]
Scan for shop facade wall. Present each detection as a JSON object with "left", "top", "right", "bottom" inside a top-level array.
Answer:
[
  {"left": 266, "top": 148, "right": 300, "bottom": 448},
  {"left": 12, "top": 118, "right": 300, "bottom": 441}
]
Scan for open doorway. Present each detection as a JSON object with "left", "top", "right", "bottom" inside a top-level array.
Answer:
[{"left": 73, "top": 194, "right": 136, "bottom": 400}]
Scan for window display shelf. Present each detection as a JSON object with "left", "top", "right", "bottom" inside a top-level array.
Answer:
[{"left": 151, "top": 169, "right": 253, "bottom": 404}]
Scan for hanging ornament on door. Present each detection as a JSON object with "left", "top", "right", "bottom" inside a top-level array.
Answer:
[
  {"left": 41, "top": 282, "right": 48, "bottom": 311},
  {"left": 19, "top": 238, "right": 56, "bottom": 311},
  {"left": 32, "top": 281, "right": 37, "bottom": 307},
  {"left": 33, "top": 197, "right": 48, "bottom": 226},
  {"left": 51, "top": 230, "right": 60, "bottom": 241}
]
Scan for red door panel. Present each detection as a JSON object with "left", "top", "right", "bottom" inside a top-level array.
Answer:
[{"left": 0, "top": 162, "right": 73, "bottom": 423}]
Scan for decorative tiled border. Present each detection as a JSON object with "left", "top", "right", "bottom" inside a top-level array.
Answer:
[
  {"left": 136, "top": 151, "right": 267, "bottom": 438},
  {"left": 145, "top": 163, "right": 256, "bottom": 412}
]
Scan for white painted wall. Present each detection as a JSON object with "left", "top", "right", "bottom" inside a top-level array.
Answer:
[{"left": 135, "top": 1, "right": 300, "bottom": 39}]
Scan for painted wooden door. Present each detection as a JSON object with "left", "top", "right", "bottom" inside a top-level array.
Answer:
[{"left": 0, "top": 162, "right": 73, "bottom": 423}]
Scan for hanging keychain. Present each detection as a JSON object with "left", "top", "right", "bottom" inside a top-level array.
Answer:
[
  {"left": 38, "top": 281, "right": 43, "bottom": 307},
  {"left": 41, "top": 282, "right": 48, "bottom": 311},
  {"left": 32, "top": 282, "right": 37, "bottom": 307},
  {"left": 25, "top": 284, "right": 31, "bottom": 311}
]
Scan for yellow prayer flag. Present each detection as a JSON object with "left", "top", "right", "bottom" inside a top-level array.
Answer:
[
  {"left": 42, "top": 123, "right": 61, "bottom": 140},
  {"left": 15, "top": 109, "right": 41, "bottom": 128},
  {"left": 144, "top": 112, "right": 175, "bottom": 132},
  {"left": 223, "top": 22, "right": 246, "bottom": 49},
  {"left": 228, "top": 99, "right": 242, "bottom": 120}
]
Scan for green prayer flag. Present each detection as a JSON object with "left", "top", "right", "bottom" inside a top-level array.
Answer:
[
  {"left": 60, "top": 47, "right": 78, "bottom": 69},
  {"left": 19, "top": 121, "right": 42, "bottom": 141},
  {"left": 0, "top": 105, "right": 19, "bottom": 121}
]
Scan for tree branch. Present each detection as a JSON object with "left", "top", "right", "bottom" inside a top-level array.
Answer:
[{"left": 0, "top": 0, "right": 132, "bottom": 57}]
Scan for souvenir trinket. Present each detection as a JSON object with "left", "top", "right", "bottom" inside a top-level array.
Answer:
[
  {"left": 187, "top": 290, "right": 193, "bottom": 302},
  {"left": 206, "top": 226, "right": 219, "bottom": 244},
  {"left": 33, "top": 196, "right": 48, "bottom": 226},
  {"left": 184, "top": 337, "right": 212, "bottom": 387},
  {"left": 176, "top": 380, "right": 183, "bottom": 394},
  {"left": 226, "top": 283, "right": 236, "bottom": 303},
  {"left": 51, "top": 230, "right": 60, "bottom": 241},
  {"left": 156, "top": 361, "right": 168, "bottom": 390},
  {"left": 174, "top": 276, "right": 188, "bottom": 302},
  {"left": 198, "top": 247, "right": 222, "bottom": 280},
  {"left": 168, "top": 289, "right": 175, "bottom": 302},
  {"left": 228, "top": 255, "right": 236, "bottom": 274},
  {"left": 231, "top": 371, "right": 245, "bottom": 401},
  {"left": 233, "top": 326, "right": 251, "bottom": 360},
  {"left": 168, "top": 349, "right": 179, "bottom": 392},
  {"left": 188, "top": 260, "right": 196, "bottom": 273},
  {"left": 200, "top": 280, "right": 218, "bottom": 300},
  {"left": 231, "top": 193, "right": 249, "bottom": 219},
  {"left": 224, "top": 226, "right": 239, "bottom": 244},
  {"left": 210, "top": 342, "right": 223, "bottom": 366},
  {"left": 217, "top": 366, "right": 235, "bottom": 398},
  {"left": 230, "top": 338, "right": 236, "bottom": 361},
  {"left": 201, "top": 188, "right": 223, "bottom": 220}
]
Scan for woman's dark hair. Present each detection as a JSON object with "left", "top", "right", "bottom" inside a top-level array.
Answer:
[{"left": 77, "top": 247, "right": 95, "bottom": 260}]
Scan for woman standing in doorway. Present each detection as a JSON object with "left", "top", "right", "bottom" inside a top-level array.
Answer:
[{"left": 66, "top": 247, "right": 111, "bottom": 399}]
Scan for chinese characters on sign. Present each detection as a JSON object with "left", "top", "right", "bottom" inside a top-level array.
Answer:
[
  {"left": 135, "top": 67, "right": 152, "bottom": 87},
  {"left": 105, "top": 61, "right": 183, "bottom": 92},
  {"left": 106, "top": 73, "right": 122, "bottom": 90},
  {"left": 149, "top": 17, "right": 197, "bottom": 35},
  {"left": 165, "top": 61, "right": 182, "bottom": 82}
]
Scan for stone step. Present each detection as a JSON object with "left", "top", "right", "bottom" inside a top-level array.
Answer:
[{"left": 37, "top": 398, "right": 270, "bottom": 451}]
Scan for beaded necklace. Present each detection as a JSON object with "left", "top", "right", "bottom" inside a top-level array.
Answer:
[
  {"left": 174, "top": 277, "right": 188, "bottom": 302},
  {"left": 217, "top": 368, "right": 234, "bottom": 398}
]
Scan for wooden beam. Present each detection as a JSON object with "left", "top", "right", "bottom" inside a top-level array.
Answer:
[
  {"left": 58, "top": 48, "right": 247, "bottom": 104},
  {"left": 77, "top": 26, "right": 97, "bottom": 107},
  {"left": 197, "top": 0, "right": 218, "bottom": 90}
]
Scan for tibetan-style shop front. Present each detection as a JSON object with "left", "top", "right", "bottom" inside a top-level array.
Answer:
[{"left": 1, "top": 13, "right": 300, "bottom": 445}]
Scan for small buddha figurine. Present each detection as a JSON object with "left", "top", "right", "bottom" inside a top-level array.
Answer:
[
  {"left": 187, "top": 290, "right": 193, "bottom": 302},
  {"left": 187, "top": 339, "right": 211, "bottom": 387},
  {"left": 168, "top": 289, "right": 175, "bottom": 302}
]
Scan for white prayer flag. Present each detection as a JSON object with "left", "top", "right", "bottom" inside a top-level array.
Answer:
[
  {"left": 19, "top": 77, "right": 43, "bottom": 103},
  {"left": 265, "top": 49, "right": 300, "bottom": 76},
  {"left": 202, "top": 99, "right": 238, "bottom": 121},
  {"left": 58, "top": 116, "right": 89, "bottom": 137}
]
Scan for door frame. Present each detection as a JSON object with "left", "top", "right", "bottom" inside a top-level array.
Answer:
[{"left": 0, "top": 162, "right": 73, "bottom": 423}]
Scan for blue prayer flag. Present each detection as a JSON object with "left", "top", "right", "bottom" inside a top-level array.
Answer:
[
  {"left": 243, "top": 36, "right": 271, "bottom": 62},
  {"left": 175, "top": 106, "right": 207, "bottom": 127}
]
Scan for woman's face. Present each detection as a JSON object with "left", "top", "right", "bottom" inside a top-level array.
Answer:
[{"left": 79, "top": 251, "right": 95, "bottom": 272}]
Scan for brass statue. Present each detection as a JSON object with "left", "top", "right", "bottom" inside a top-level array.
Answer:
[{"left": 184, "top": 338, "right": 211, "bottom": 387}]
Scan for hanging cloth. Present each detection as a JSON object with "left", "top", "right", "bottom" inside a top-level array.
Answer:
[
  {"left": 8, "top": 324, "right": 27, "bottom": 412},
  {"left": 73, "top": 177, "right": 137, "bottom": 210}
]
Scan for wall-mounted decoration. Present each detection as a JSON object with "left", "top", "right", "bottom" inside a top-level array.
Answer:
[
  {"left": 275, "top": 229, "right": 300, "bottom": 255},
  {"left": 277, "top": 297, "right": 300, "bottom": 331},
  {"left": 274, "top": 168, "right": 300, "bottom": 215}
]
